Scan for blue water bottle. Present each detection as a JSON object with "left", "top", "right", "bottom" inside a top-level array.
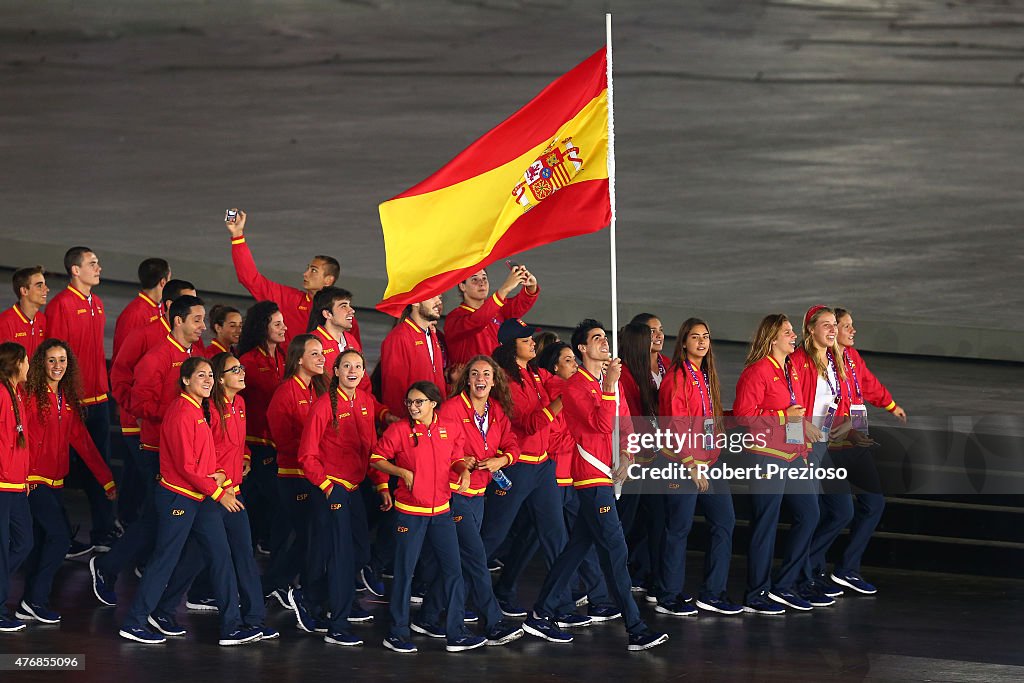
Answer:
[{"left": 491, "top": 469, "right": 513, "bottom": 491}]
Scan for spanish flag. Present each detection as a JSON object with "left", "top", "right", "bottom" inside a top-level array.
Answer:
[{"left": 376, "top": 48, "right": 611, "bottom": 316}]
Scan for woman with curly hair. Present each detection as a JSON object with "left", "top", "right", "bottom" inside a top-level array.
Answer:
[{"left": 17, "top": 339, "right": 115, "bottom": 624}]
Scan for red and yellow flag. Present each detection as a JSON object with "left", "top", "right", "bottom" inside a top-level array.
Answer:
[{"left": 376, "top": 48, "right": 610, "bottom": 315}]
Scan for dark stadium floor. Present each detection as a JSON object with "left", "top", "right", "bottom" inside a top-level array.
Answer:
[{"left": 3, "top": 497, "right": 1023, "bottom": 683}]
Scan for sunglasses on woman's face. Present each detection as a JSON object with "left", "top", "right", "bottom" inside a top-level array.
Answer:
[
  {"left": 224, "top": 365, "right": 246, "bottom": 375},
  {"left": 404, "top": 398, "right": 429, "bottom": 408}
]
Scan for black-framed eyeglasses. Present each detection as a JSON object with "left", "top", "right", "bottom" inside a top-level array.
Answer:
[
  {"left": 225, "top": 365, "right": 246, "bottom": 375},
  {"left": 404, "top": 398, "right": 429, "bottom": 408}
]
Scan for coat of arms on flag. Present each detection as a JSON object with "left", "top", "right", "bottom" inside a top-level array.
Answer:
[{"left": 513, "top": 138, "right": 584, "bottom": 211}]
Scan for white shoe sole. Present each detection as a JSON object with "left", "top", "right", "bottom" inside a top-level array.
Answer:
[
  {"left": 522, "top": 622, "right": 573, "bottom": 643},
  {"left": 410, "top": 623, "right": 445, "bottom": 639},
  {"left": 17, "top": 604, "right": 60, "bottom": 624},
  {"left": 446, "top": 640, "right": 486, "bottom": 652},
  {"left": 694, "top": 600, "right": 743, "bottom": 615},
  {"left": 89, "top": 557, "right": 116, "bottom": 607},
  {"left": 119, "top": 629, "right": 165, "bottom": 644},
  {"left": 185, "top": 602, "right": 219, "bottom": 612},
  {"left": 768, "top": 593, "right": 813, "bottom": 611},
  {"left": 486, "top": 628, "right": 525, "bottom": 646},
  {"left": 147, "top": 616, "right": 186, "bottom": 637},
  {"left": 830, "top": 574, "right": 877, "bottom": 595},
  {"left": 268, "top": 591, "right": 293, "bottom": 609},
  {"left": 587, "top": 612, "right": 622, "bottom": 622},
  {"left": 741, "top": 605, "right": 786, "bottom": 615},
  {"left": 628, "top": 633, "right": 669, "bottom": 651},
  {"left": 325, "top": 635, "right": 363, "bottom": 646},
  {"left": 0, "top": 623, "right": 27, "bottom": 632},
  {"left": 382, "top": 640, "right": 418, "bottom": 653},
  {"left": 654, "top": 605, "right": 697, "bottom": 617},
  {"left": 219, "top": 634, "right": 262, "bottom": 646}
]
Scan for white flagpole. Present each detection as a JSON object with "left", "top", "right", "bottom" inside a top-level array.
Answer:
[
  {"left": 606, "top": 12, "right": 618, "bottom": 358},
  {"left": 606, "top": 13, "right": 623, "bottom": 496}
]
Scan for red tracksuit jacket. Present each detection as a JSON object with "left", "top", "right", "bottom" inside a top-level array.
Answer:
[
  {"left": 0, "top": 305, "right": 46, "bottom": 360},
  {"left": 563, "top": 368, "right": 621, "bottom": 489},
  {"left": 112, "top": 292, "right": 162, "bottom": 361},
  {"left": 203, "top": 339, "right": 233, "bottom": 359},
  {"left": 842, "top": 347, "right": 897, "bottom": 412},
  {"left": 443, "top": 288, "right": 539, "bottom": 366},
  {"left": 25, "top": 388, "right": 114, "bottom": 490},
  {"left": 438, "top": 392, "right": 518, "bottom": 497},
  {"left": 45, "top": 286, "right": 108, "bottom": 405},
  {"left": 790, "top": 347, "right": 851, "bottom": 425},
  {"left": 230, "top": 234, "right": 361, "bottom": 345},
  {"left": 505, "top": 364, "right": 557, "bottom": 465},
  {"left": 111, "top": 317, "right": 171, "bottom": 437},
  {"left": 659, "top": 363, "right": 722, "bottom": 467},
  {"left": 238, "top": 344, "right": 286, "bottom": 447},
  {"left": 370, "top": 414, "right": 465, "bottom": 516},
  {"left": 379, "top": 318, "right": 447, "bottom": 418},
  {"left": 209, "top": 394, "right": 249, "bottom": 493},
  {"left": 542, "top": 374, "right": 574, "bottom": 487},
  {"left": 158, "top": 394, "right": 226, "bottom": 502},
  {"left": 130, "top": 335, "right": 197, "bottom": 452},
  {"left": 311, "top": 325, "right": 369, "bottom": 390},
  {"left": 733, "top": 356, "right": 808, "bottom": 462},
  {"left": 0, "top": 386, "right": 30, "bottom": 491},
  {"left": 298, "top": 387, "right": 389, "bottom": 494},
  {"left": 266, "top": 375, "right": 320, "bottom": 478}
]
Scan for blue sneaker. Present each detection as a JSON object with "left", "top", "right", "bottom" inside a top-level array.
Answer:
[
  {"left": 252, "top": 625, "right": 280, "bottom": 640},
  {"left": 359, "top": 566, "right": 385, "bottom": 597},
  {"left": 485, "top": 621, "right": 524, "bottom": 646},
  {"left": 814, "top": 573, "right": 845, "bottom": 598},
  {"left": 694, "top": 594, "right": 744, "bottom": 615},
  {"left": 446, "top": 634, "right": 486, "bottom": 652},
  {"left": 523, "top": 614, "right": 573, "bottom": 643},
  {"left": 325, "top": 630, "right": 363, "bottom": 646},
  {"left": 119, "top": 626, "right": 166, "bottom": 644},
  {"left": 587, "top": 605, "right": 622, "bottom": 622},
  {"left": 655, "top": 599, "right": 697, "bottom": 617},
  {"left": 410, "top": 619, "right": 445, "bottom": 638},
  {"left": 219, "top": 627, "right": 263, "bottom": 646},
  {"left": 314, "top": 620, "right": 329, "bottom": 634},
  {"left": 89, "top": 556, "right": 117, "bottom": 607},
  {"left": 628, "top": 630, "right": 669, "bottom": 652},
  {"left": 383, "top": 635, "right": 417, "bottom": 653},
  {"left": 147, "top": 614, "right": 186, "bottom": 636},
  {"left": 0, "top": 616, "right": 27, "bottom": 632},
  {"left": 498, "top": 601, "right": 528, "bottom": 618},
  {"left": 348, "top": 605, "right": 374, "bottom": 623},
  {"left": 463, "top": 609, "right": 478, "bottom": 623},
  {"left": 555, "top": 613, "right": 592, "bottom": 628},
  {"left": 768, "top": 589, "right": 813, "bottom": 611},
  {"left": 680, "top": 590, "right": 694, "bottom": 603},
  {"left": 743, "top": 591, "right": 786, "bottom": 615},
  {"left": 16, "top": 601, "right": 61, "bottom": 624},
  {"left": 267, "top": 588, "right": 293, "bottom": 609},
  {"left": 798, "top": 584, "right": 835, "bottom": 607},
  {"left": 831, "top": 571, "right": 878, "bottom": 595},
  {"left": 289, "top": 589, "right": 318, "bottom": 633},
  {"left": 487, "top": 558, "right": 503, "bottom": 572},
  {"left": 409, "top": 586, "right": 426, "bottom": 605}
]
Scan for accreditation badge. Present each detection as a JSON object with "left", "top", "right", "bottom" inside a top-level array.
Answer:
[
  {"left": 785, "top": 420, "right": 804, "bottom": 445},
  {"left": 850, "top": 404, "right": 869, "bottom": 432}
]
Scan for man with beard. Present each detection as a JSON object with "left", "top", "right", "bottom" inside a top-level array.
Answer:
[{"left": 379, "top": 296, "right": 446, "bottom": 418}]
